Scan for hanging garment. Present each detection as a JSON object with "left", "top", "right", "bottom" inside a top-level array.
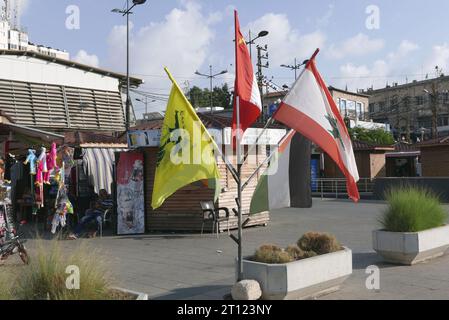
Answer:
[
  {"left": 51, "top": 196, "right": 74, "bottom": 234},
  {"left": 4, "top": 154, "right": 16, "bottom": 183},
  {"left": 37, "top": 147, "right": 48, "bottom": 174},
  {"left": 35, "top": 158, "right": 44, "bottom": 186},
  {"left": 82, "top": 148, "right": 125, "bottom": 194},
  {"left": 44, "top": 143, "right": 59, "bottom": 184},
  {"left": 24, "top": 149, "right": 37, "bottom": 175}
]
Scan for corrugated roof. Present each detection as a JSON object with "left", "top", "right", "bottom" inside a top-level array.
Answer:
[
  {"left": 352, "top": 140, "right": 395, "bottom": 151},
  {"left": 132, "top": 112, "right": 286, "bottom": 130},
  {"left": 417, "top": 136, "right": 449, "bottom": 148},
  {"left": 64, "top": 131, "right": 127, "bottom": 147}
]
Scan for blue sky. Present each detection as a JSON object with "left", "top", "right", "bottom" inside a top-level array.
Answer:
[{"left": 13, "top": 0, "right": 449, "bottom": 114}]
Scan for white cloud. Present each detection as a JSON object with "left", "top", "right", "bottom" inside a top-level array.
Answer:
[
  {"left": 74, "top": 50, "right": 100, "bottom": 67},
  {"left": 387, "top": 40, "right": 419, "bottom": 62},
  {"left": 422, "top": 43, "right": 449, "bottom": 76},
  {"left": 245, "top": 13, "right": 326, "bottom": 66},
  {"left": 335, "top": 40, "right": 419, "bottom": 91},
  {"left": 327, "top": 33, "right": 385, "bottom": 60},
  {"left": 338, "top": 60, "right": 389, "bottom": 91},
  {"left": 316, "top": 4, "right": 335, "bottom": 29},
  {"left": 107, "top": 1, "right": 217, "bottom": 99}
]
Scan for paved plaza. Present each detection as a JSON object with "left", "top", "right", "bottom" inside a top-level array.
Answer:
[{"left": 21, "top": 199, "right": 449, "bottom": 300}]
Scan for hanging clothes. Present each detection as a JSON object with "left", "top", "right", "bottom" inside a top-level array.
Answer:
[
  {"left": 24, "top": 149, "right": 37, "bottom": 175},
  {"left": 82, "top": 148, "right": 125, "bottom": 194},
  {"left": 51, "top": 191, "right": 74, "bottom": 234},
  {"left": 4, "top": 154, "right": 16, "bottom": 183},
  {"left": 44, "top": 143, "right": 59, "bottom": 184}
]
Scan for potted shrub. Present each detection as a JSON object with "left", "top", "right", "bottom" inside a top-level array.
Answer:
[
  {"left": 240, "top": 232, "right": 352, "bottom": 300},
  {"left": 373, "top": 187, "right": 449, "bottom": 265}
]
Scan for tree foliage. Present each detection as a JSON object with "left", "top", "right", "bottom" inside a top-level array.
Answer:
[
  {"left": 186, "top": 84, "right": 232, "bottom": 110},
  {"left": 348, "top": 127, "right": 395, "bottom": 145}
]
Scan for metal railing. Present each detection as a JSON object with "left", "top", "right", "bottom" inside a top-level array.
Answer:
[{"left": 312, "top": 178, "right": 374, "bottom": 199}]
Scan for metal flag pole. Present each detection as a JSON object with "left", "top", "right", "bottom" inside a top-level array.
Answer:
[
  {"left": 236, "top": 95, "right": 243, "bottom": 282},
  {"left": 241, "top": 129, "right": 294, "bottom": 192}
]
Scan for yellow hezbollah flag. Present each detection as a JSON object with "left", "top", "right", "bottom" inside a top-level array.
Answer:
[{"left": 151, "top": 68, "right": 221, "bottom": 210}]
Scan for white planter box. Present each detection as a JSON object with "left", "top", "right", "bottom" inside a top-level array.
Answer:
[
  {"left": 239, "top": 247, "right": 352, "bottom": 300},
  {"left": 373, "top": 225, "right": 449, "bottom": 265}
]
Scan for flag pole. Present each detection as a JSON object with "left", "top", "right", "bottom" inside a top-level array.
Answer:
[
  {"left": 164, "top": 67, "right": 238, "bottom": 180},
  {"left": 236, "top": 95, "right": 243, "bottom": 282},
  {"left": 241, "top": 129, "right": 293, "bottom": 191},
  {"left": 240, "top": 49, "right": 320, "bottom": 166}
]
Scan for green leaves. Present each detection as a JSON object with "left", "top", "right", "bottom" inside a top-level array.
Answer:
[
  {"left": 380, "top": 187, "right": 449, "bottom": 232},
  {"left": 348, "top": 127, "right": 394, "bottom": 145}
]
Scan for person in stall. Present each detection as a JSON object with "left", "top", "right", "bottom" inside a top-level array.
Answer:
[{"left": 68, "top": 189, "right": 113, "bottom": 239}]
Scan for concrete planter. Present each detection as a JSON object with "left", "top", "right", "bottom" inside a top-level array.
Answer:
[
  {"left": 111, "top": 287, "right": 149, "bottom": 300},
  {"left": 373, "top": 225, "right": 449, "bottom": 265},
  {"left": 240, "top": 247, "right": 352, "bottom": 300}
]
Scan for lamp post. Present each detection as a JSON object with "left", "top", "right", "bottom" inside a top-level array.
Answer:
[
  {"left": 281, "top": 58, "right": 309, "bottom": 80},
  {"left": 247, "top": 30, "right": 269, "bottom": 60},
  {"left": 112, "top": 0, "right": 147, "bottom": 132},
  {"left": 136, "top": 97, "right": 156, "bottom": 115},
  {"left": 195, "top": 66, "right": 228, "bottom": 115}
]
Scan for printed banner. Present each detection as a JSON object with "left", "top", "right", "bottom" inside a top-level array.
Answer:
[{"left": 116, "top": 152, "right": 145, "bottom": 235}]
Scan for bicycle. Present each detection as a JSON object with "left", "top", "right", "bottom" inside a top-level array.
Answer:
[{"left": 0, "top": 221, "right": 29, "bottom": 265}]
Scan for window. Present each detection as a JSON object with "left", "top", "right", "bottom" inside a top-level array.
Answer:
[
  {"left": 438, "top": 116, "right": 449, "bottom": 127},
  {"left": 339, "top": 99, "right": 347, "bottom": 115},
  {"left": 369, "top": 103, "right": 375, "bottom": 113},
  {"left": 379, "top": 101, "right": 386, "bottom": 112},
  {"left": 356, "top": 102, "right": 364, "bottom": 120},
  {"left": 415, "top": 95, "right": 424, "bottom": 105},
  {"left": 443, "top": 92, "right": 449, "bottom": 103}
]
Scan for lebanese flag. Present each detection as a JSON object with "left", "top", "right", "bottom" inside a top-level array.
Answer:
[
  {"left": 232, "top": 10, "right": 262, "bottom": 140},
  {"left": 273, "top": 49, "right": 360, "bottom": 202}
]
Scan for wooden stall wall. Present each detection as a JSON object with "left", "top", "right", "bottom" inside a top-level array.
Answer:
[{"left": 143, "top": 145, "right": 270, "bottom": 233}]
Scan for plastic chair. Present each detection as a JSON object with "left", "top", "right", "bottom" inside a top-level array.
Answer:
[{"left": 200, "top": 201, "right": 230, "bottom": 238}]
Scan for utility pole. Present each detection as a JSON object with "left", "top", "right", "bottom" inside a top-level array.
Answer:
[
  {"left": 281, "top": 58, "right": 308, "bottom": 80},
  {"left": 256, "top": 44, "right": 269, "bottom": 116}
]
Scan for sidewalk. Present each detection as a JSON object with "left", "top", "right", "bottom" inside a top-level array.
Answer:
[{"left": 23, "top": 199, "right": 449, "bottom": 300}]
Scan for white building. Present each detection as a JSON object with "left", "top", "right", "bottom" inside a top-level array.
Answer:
[
  {"left": 0, "top": 1, "right": 69, "bottom": 59},
  {"left": 0, "top": 51, "right": 143, "bottom": 132}
]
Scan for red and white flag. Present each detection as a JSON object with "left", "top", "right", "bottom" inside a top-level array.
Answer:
[
  {"left": 273, "top": 49, "right": 360, "bottom": 202},
  {"left": 232, "top": 10, "right": 262, "bottom": 140}
]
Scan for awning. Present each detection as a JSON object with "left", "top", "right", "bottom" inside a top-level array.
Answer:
[
  {"left": 0, "top": 122, "right": 64, "bottom": 141},
  {"left": 82, "top": 148, "right": 127, "bottom": 194}
]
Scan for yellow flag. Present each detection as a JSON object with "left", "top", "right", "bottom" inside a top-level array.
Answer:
[{"left": 151, "top": 68, "right": 221, "bottom": 210}]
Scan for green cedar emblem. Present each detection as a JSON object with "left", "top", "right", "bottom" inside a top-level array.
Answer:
[{"left": 326, "top": 114, "right": 346, "bottom": 151}]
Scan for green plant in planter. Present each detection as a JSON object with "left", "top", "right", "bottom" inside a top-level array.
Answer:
[
  {"left": 380, "top": 187, "right": 448, "bottom": 232},
  {"left": 253, "top": 244, "right": 293, "bottom": 264},
  {"left": 297, "top": 232, "right": 343, "bottom": 255},
  {"left": 253, "top": 232, "right": 343, "bottom": 264}
]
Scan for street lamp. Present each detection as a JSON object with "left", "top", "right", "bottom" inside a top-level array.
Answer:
[
  {"left": 112, "top": 0, "right": 147, "bottom": 132},
  {"left": 281, "top": 58, "right": 309, "bottom": 80},
  {"left": 247, "top": 30, "right": 269, "bottom": 60},
  {"left": 136, "top": 97, "right": 156, "bottom": 115},
  {"left": 195, "top": 66, "right": 228, "bottom": 114}
]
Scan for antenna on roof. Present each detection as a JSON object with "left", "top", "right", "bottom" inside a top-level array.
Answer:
[
  {"left": 12, "top": 0, "right": 19, "bottom": 29},
  {"left": 0, "top": 0, "right": 8, "bottom": 22}
]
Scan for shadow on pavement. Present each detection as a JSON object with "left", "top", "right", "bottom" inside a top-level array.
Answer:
[
  {"left": 150, "top": 285, "right": 231, "bottom": 300},
  {"left": 352, "top": 252, "right": 400, "bottom": 270}
]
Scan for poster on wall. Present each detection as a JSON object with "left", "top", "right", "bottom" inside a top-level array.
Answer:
[{"left": 116, "top": 152, "right": 145, "bottom": 235}]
